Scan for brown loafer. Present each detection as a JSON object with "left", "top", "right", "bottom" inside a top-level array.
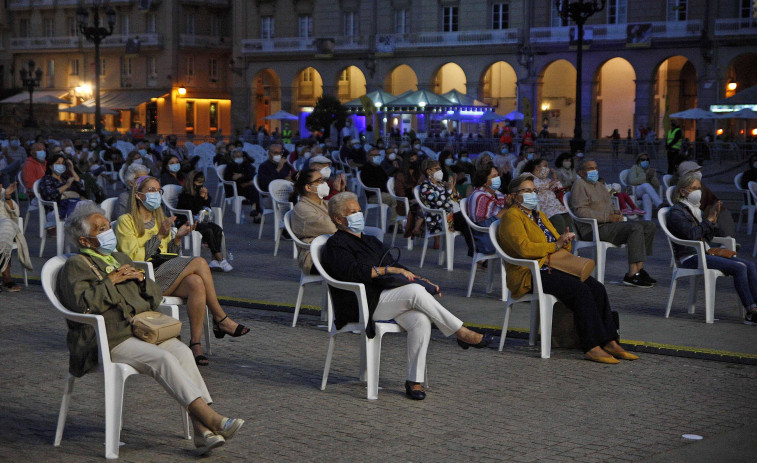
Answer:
[{"left": 584, "top": 351, "right": 620, "bottom": 364}]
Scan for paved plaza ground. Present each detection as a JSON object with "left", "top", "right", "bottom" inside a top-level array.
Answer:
[{"left": 1, "top": 154, "right": 756, "bottom": 461}]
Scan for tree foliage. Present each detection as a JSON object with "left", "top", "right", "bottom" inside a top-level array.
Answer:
[{"left": 305, "top": 94, "right": 346, "bottom": 137}]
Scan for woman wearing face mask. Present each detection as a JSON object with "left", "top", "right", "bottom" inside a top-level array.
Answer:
[
  {"left": 21, "top": 142, "right": 49, "bottom": 191},
  {"left": 395, "top": 153, "right": 425, "bottom": 238},
  {"left": 115, "top": 176, "right": 249, "bottom": 366},
  {"left": 627, "top": 153, "right": 663, "bottom": 220},
  {"left": 125, "top": 148, "right": 156, "bottom": 176},
  {"left": 554, "top": 152, "right": 578, "bottom": 189},
  {"left": 438, "top": 151, "right": 457, "bottom": 183},
  {"left": 467, "top": 164, "right": 510, "bottom": 255},
  {"left": 497, "top": 175, "right": 638, "bottom": 364},
  {"left": 667, "top": 173, "right": 757, "bottom": 325},
  {"left": 39, "top": 153, "right": 86, "bottom": 227},
  {"left": 320, "top": 192, "right": 492, "bottom": 400},
  {"left": 177, "top": 171, "right": 232, "bottom": 272},
  {"left": 223, "top": 149, "right": 261, "bottom": 222},
  {"left": 160, "top": 154, "right": 184, "bottom": 186},
  {"left": 419, "top": 159, "right": 475, "bottom": 257},
  {"left": 525, "top": 158, "right": 575, "bottom": 234},
  {"left": 289, "top": 169, "right": 338, "bottom": 274}
]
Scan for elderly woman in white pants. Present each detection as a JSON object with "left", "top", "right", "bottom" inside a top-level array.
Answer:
[
  {"left": 320, "top": 192, "right": 493, "bottom": 400},
  {"left": 628, "top": 153, "right": 663, "bottom": 221}
]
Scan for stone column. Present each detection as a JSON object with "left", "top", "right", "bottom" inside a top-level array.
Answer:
[
  {"left": 634, "top": 79, "right": 652, "bottom": 132},
  {"left": 517, "top": 77, "right": 538, "bottom": 130}
]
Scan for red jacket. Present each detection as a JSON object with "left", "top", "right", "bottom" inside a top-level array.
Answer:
[{"left": 22, "top": 157, "right": 46, "bottom": 190}]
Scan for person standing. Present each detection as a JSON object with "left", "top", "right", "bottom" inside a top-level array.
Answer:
[{"left": 666, "top": 121, "right": 683, "bottom": 175}]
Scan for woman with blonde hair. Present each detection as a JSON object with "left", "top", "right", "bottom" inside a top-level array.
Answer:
[{"left": 115, "top": 175, "right": 249, "bottom": 365}]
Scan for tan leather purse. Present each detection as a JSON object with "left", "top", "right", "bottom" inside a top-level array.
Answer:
[
  {"left": 131, "top": 311, "right": 182, "bottom": 344},
  {"left": 547, "top": 249, "right": 595, "bottom": 281},
  {"left": 706, "top": 247, "right": 737, "bottom": 259}
]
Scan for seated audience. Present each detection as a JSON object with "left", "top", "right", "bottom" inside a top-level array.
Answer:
[
  {"left": 667, "top": 173, "right": 757, "bottom": 325},
  {"left": 290, "top": 169, "right": 338, "bottom": 274},
  {"left": 738, "top": 154, "right": 757, "bottom": 189},
  {"left": 160, "top": 154, "right": 184, "bottom": 186},
  {"left": 361, "top": 148, "right": 398, "bottom": 224},
  {"left": 395, "top": 152, "right": 425, "bottom": 238},
  {"left": 309, "top": 155, "right": 346, "bottom": 201},
  {"left": 554, "top": 152, "right": 578, "bottom": 189},
  {"left": 497, "top": 175, "right": 639, "bottom": 364},
  {"left": 525, "top": 158, "right": 575, "bottom": 234},
  {"left": 224, "top": 148, "right": 261, "bottom": 222},
  {"left": 321, "top": 192, "right": 493, "bottom": 400},
  {"left": 258, "top": 143, "right": 294, "bottom": 193},
  {"left": 675, "top": 161, "right": 735, "bottom": 238},
  {"left": 39, "top": 153, "right": 86, "bottom": 227},
  {"left": 115, "top": 176, "right": 249, "bottom": 365},
  {"left": 627, "top": 153, "right": 663, "bottom": 221},
  {"left": 118, "top": 163, "right": 150, "bottom": 217},
  {"left": 467, "top": 164, "right": 510, "bottom": 255},
  {"left": 21, "top": 142, "right": 48, "bottom": 191},
  {"left": 59, "top": 202, "right": 243, "bottom": 455},
  {"left": 570, "top": 159, "right": 657, "bottom": 288},
  {"left": 177, "top": 171, "right": 232, "bottom": 272},
  {"left": 0, "top": 183, "right": 32, "bottom": 292}
]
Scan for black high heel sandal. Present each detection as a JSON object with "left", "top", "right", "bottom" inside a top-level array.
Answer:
[
  {"left": 457, "top": 332, "right": 494, "bottom": 350},
  {"left": 212, "top": 315, "right": 250, "bottom": 339},
  {"left": 189, "top": 342, "right": 209, "bottom": 366}
]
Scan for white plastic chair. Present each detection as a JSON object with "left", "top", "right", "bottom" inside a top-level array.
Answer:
[
  {"left": 253, "top": 174, "right": 275, "bottom": 238},
  {"left": 562, "top": 192, "right": 625, "bottom": 284},
  {"left": 413, "top": 185, "right": 462, "bottom": 272},
  {"left": 242, "top": 143, "right": 268, "bottom": 167},
  {"left": 310, "top": 235, "right": 408, "bottom": 400},
  {"left": 658, "top": 208, "right": 739, "bottom": 324},
  {"left": 192, "top": 142, "right": 216, "bottom": 178},
  {"left": 160, "top": 184, "right": 204, "bottom": 257},
  {"left": 213, "top": 164, "right": 244, "bottom": 224},
  {"left": 99, "top": 197, "right": 118, "bottom": 221},
  {"left": 98, "top": 150, "right": 118, "bottom": 192},
  {"left": 662, "top": 174, "right": 673, "bottom": 190},
  {"left": 618, "top": 169, "right": 636, "bottom": 199},
  {"left": 385, "top": 177, "right": 412, "bottom": 250},
  {"left": 459, "top": 198, "right": 503, "bottom": 298},
  {"left": 118, "top": 164, "right": 127, "bottom": 188},
  {"left": 10, "top": 216, "right": 28, "bottom": 286},
  {"left": 356, "top": 171, "right": 388, "bottom": 232},
  {"left": 268, "top": 179, "right": 295, "bottom": 257},
  {"left": 665, "top": 186, "right": 675, "bottom": 207},
  {"left": 284, "top": 210, "right": 327, "bottom": 327},
  {"left": 489, "top": 221, "right": 558, "bottom": 358},
  {"left": 284, "top": 143, "right": 295, "bottom": 153},
  {"left": 33, "top": 179, "right": 66, "bottom": 257},
  {"left": 42, "top": 255, "right": 191, "bottom": 459},
  {"left": 18, "top": 171, "right": 37, "bottom": 233},
  {"left": 738, "top": 173, "right": 756, "bottom": 234}
]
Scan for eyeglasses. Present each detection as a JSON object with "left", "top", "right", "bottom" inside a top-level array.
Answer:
[
  {"left": 309, "top": 177, "right": 326, "bottom": 185},
  {"left": 142, "top": 187, "right": 164, "bottom": 194}
]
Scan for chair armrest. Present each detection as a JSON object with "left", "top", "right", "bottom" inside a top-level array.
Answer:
[
  {"left": 157, "top": 304, "right": 180, "bottom": 319},
  {"left": 168, "top": 207, "right": 194, "bottom": 224},
  {"left": 211, "top": 206, "right": 223, "bottom": 226},
  {"left": 132, "top": 261, "right": 156, "bottom": 280},
  {"left": 63, "top": 310, "right": 104, "bottom": 326},
  {"left": 712, "top": 236, "right": 736, "bottom": 252}
]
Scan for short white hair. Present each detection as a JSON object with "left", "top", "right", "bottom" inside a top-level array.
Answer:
[
  {"left": 64, "top": 201, "right": 105, "bottom": 247},
  {"left": 125, "top": 163, "right": 150, "bottom": 186},
  {"left": 328, "top": 192, "right": 358, "bottom": 218}
]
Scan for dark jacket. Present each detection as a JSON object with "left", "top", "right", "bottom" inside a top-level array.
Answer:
[
  {"left": 258, "top": 159, "right": 293, "bottom": 192},
  {"left": 176, "top": 191, "right": 211, "bottom": 227},
  {"left": 160, "top": 172, "right": 182, "bottom": 186},
  {"left": 361, "top": 162, "right": 389, "bottom": 192},
  {"left": 740, "top": 168, "right": 757, "bottom": 189},
  {"left": 321, "top": 230, "right": 407, "bottom": 338},
  {"left": 666, "top": 202, "right": 717, "bottom": 264}
]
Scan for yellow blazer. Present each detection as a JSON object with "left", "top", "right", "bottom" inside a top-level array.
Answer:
[
  {"left": 496, "top": 206, "right": 571, "bottom": 298},
  {"left": 114, "top": 213, "right": 172, "bottom": 261}
]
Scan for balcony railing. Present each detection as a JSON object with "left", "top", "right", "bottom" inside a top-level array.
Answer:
[
  {"left": 8, "top": 0, "right": 31, "bottom": 9},
  {"left": 242, "top": 37, "right": 314, "bottom": 54},
  {"left": 715, "top": 18, "right": 757, "bottom": 36},
  {"left": 179, "top": 34, "right": 231, "bottom": 48},
  {"left": 9, "top": 36, "right": 80, "bottom": 50},
  {"left": 530, "top": 20, "right": 703, "bottom": 43},
  {"left": 101, "top": 33, "right": 163, "bottom": 48},
  {"left": 385, "top": 28, "right": 519, "bottom": 50}
]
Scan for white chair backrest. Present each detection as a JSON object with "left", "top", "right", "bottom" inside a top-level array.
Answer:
[
  {"left": 161, "top": 184, "right": 182, "bottom": 209},
  {"left": 562, "top": 191, "right": 576, "bottom": 218},
  {"left": 215, "top": 164, "right": 228, "bottom": 182},
  {"left": 193, "top": 142, "right": 215, "bottom": 166},
  {"left": 735, "top": 172, "right": 745, "bottom": 191},
  {"left": 386, "top": 177, "right": 397, "bottom": 197},
  {"left": 665, "top": 186, "right": 676, "bottom": 206},
  {"left": 118, "top": 164, "right": 127, "bottom": 186},
  {"left": 253, "top": 174, "right": 268, "bottom": 197},
  {"left": 100, "top": 197, "right": 118, "bottom": 221},
  {"left": 269, "top": 179, "right": 293, "bottom": 204},
  {"left": 657, "top": 207, "right": 680, "bottom": 268},
  {"left": 16, "top": 171, "right": 27, "bottom": 195},
  {"left": 748, "top": 181, "right": 757, "bottom": 204},
  {"left": 662, "top": 174, "right": 673, "bottom": 190},
  {"left": 284, "top": 209, "right": 309, "bottom": 251},
  {"left": 184, "top": 141, "right": 195, "bottom": 154},
  {"left": 421, "top": 146, "right": 436, "bottom": 159},
  {"left": 33, "top": 179, "right": 54, "bottom": 207},
  {"left": 459, "top": 197, "right": 488, "bottom": 233},
  {"left": 619, "top": 169, "right": 630, "bottom": 187}
]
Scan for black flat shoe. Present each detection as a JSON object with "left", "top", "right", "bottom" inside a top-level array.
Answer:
[
  {"left": 213, "top": 315, "right": 250, "bottom": 339},
  {"left": 404, "top": 381, "right": 426, "bottom": 400},
  {"left": 457, "top": 333, "right": 494, "bottom": 350},
  {"left": 189, "top": 342, "right": 209, "bottom": 366}
]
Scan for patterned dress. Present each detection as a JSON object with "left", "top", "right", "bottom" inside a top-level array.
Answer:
[{"left": 419, "top": 179, "right": 459, "bottom": 234}]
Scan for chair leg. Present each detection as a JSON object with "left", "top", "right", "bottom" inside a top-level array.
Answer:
[
  {"left": 320, "top": 337, "right": 336, "bottom": 391},
  {"left": 204, "top": 308, "right": 212, "bottom": 356},
  {"left": 665, "top": 278, "right": 678, "bottom": 318},
  {"left": 445, "top": 234, "right": 455, "bottom": 271},
  {"left": 499, "top": 304, "right": 512, "bottom": 351},
  {"left": 56, "top": 227, "right": 65, "bottom": 256},
  {"left": 292, "top": 279, "right": 306, "bottom": 327},
  {"left": 364, "top": 336, "right": 382, "bottom": 400},
  {"left": 528, "top": 299, "right": 538, "bottom": 346},
  {"left": 257, "top": 213, "right": 265, "bottom": 239},
  {"left": 595, "top": 245, "right": 607, "bottom": 284},
  {"left": 273, "top": 224, "right": 281, "bottom": 256},
  {"left": 538, "top": 297, "right": 553, "bottom": 359},
  {"left": 687, "top": 275, "right": 698, "bottom": 314},
  {"left": 486, "top": 260, "right": 495, "bottom": 293},
  {"left": 466, "top": 259, "right": 477, "bottom": 298},
  {"left": 181, "top": 407, "right": 191, "bottom": 440},
  {"left": 54, "top": 375, "right": 76, "bottom": 446},
  {"left": 103, "top": 372, "right": 126, "bottom": 459},
  {"left": 391, "top": 222, "right": 398, "bottom": 247},
  {"left": 419, "top": 237, "right": 428, "bottom": 268},
  {"left": 704, "top": 272, "right": 717, "bottom": 324}
]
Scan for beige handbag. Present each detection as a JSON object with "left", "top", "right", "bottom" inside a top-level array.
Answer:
[
  {"left": 131, "top": 311, "right": 182, "bottom": 344},
  {"left": 547, "top": 249, "right": 595, "bottom": 282}
]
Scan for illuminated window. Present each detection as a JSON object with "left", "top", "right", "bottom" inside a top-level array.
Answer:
[
  {"left": 667, "top": 0, "right": 687, "bottom": 21},
  {"left": 492, "top": 3, "right": 509, "bottom": 30},
  {"left": 394, "top": 9, "right": 409, "bottom": 34},
  {"left": 741, "top": 0, "right": 757, "bottom": 18},
  {"left": 299, "top": 15, "right": 312, "bottom": 38},
  {"left": 339, "top": 69, "right": 349, "bottom": 82},
  {"left": 261, "top": 16, "right": 274, "bottom": 39},
  {"left": 186, "top": 101, "right": 195, "bottom": 132},
  {"left": 70, "top": 59, "right": 79, "bottom": 76},
  {"left": 209, "top": 102, "right": 218, "bottom": 134},
  {"left": 607, "top": 0, "right": 627, "bottom": 24},
  {"left": 302, "top": 68, "right": 313, "bottom": 83},
  {"left": 121, "top": 57, "right": 132, "bottom": 77},
  {"left": 146, "top": 13, "right": 157, "bottom": 33},
  {"left": 442, "top": 6, "right": 458, "bottom": 32}
]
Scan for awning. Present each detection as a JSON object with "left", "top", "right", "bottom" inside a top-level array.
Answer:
[
  {"left": 0, "top": 90, "right": 70, "bottom": 104},
  {"left": 80, "top": 89, "right": 170, "bottom": 110}
]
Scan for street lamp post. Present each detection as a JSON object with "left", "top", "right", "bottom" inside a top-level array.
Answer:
[
  {"left": 556, "top": 0, "right": 604, "bottom": 154},
  {"left": 77, "top": 1, "right": 115, "bottom": 135},
  {"left": 19, "top": 60, "right": 43, "bottom": 128}
]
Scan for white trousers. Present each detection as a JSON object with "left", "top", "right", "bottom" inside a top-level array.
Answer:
[
  {"left": 373, "top": 284, "right": 464, "bottom": 382},
  {"left": 635, "top": 183, "right": 662, "bottom": 221},
  {"left": 110, "top": 337, "right": 212, "bottom": 407}
]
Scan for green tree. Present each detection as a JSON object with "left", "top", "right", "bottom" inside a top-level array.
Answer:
[{"left": 305, "top": 94, "right": 346, "bottom": 138}]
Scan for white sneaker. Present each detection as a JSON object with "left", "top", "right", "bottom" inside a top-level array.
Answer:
[
  {"left": 209, "top": 260, "right": 222, "bottom": 271},
  {"left": 220, "top": 259, "right": 233, "bottom": 272}
]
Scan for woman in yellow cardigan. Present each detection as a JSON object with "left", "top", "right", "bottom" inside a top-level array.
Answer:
[
  {"left": 115, "top": 175, "right": 249, "bottom": 366},
  {"left": 496, "top": 174, "right": 638, "bottom": 364}
]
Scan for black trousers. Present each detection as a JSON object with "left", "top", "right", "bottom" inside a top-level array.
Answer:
[
  {"left": 666, "top": 148, "right": 681, "bottom": 175},
  {"left": 195, "top": 222, "right": 224, "bottom": 255},
  {"left": 539, "top": 269, "right": 618, "bottom": 352},
  {"left": 452, "top": 211, "right": 475, "bottom": 257}
]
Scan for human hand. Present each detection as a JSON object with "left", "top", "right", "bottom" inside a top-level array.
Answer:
[
  {"left": 176, "top": 221, "right": 196, "bottom": 238},
  {"left": 158, "top": 216, "right": 176, "bottom": 239},
  {"left": 278, "top": 157, "right": 287, "bottom": 168},
  {"left": 232, "top": 173, "right": 242, "bottom": 181},
  {"left": 4, "top": 182, "right": 16, "bottom": 198},
  {"left": 107, "top": 265, "right": 145, "bottom": 285},
  {"left": 556, "top": 227, "right": 576, "bottom": 248},
  {"left": 393, "top": 267, "right": 416, "bottom": 281},
  {"left": 200, "top": 187, "right": 208, "bottom": 199},
  {"left": 609, "top": 213, "right": 623, "bottom": 223}
]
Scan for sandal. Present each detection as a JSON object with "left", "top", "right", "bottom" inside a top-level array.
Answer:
[
  {"left": 212, "top": 315, "right": 250, "bottom": 339},
  {"left": 189, "top": 342, "right": 209, "bottom": 366},
  {"left": 3, "top": 282, "right": 21, "bottom": 292}
]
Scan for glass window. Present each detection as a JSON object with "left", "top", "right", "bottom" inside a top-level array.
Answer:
[
  {"left": 298, "top": 15, "right": 312, "bottom": 38},
  {"left": 186, "top": 101, "right": 195, "bottom": 133},
  {"left": 344, "top": 12, "right": 358, "bottom": 37},
  {"left": 607, "top": 0, "right": 627, "bottom": 24},
  {"left": 70, "top": 59, "right": 79, "bottom": 76},
  {"left": 99, "top": 58, "right": 106, "bottom": 76},
  {"left": 261, "top": 16, "right": 274, "bottom": 39},
  {"left": 66, "top": 17, "right": 77, "bottom": 36},
  {"left": 209, "top": 102, "right": 218, "bottom": 133},
  {"left": 492, "top": 3, "right": 509, "bottom": 30},
  {"left": 46, "top": 60, "right": 54, "bottom": 87},
  {"left": 147, "top": 13, "right": 157, "bottom": 33},
  {"left": 302, "top": 68, "right": 313, "bottom": 83},
  {"left": 185, "top": 14, "right": 195, "bottom": 35},
  {"left": 667, "top": 0, "right": 687, "bottom": 21},
  {"left": 19, "top": 19, "right": 30, "bottom": 38},
  {"left": 119, "top": 15, "right": 130, "bottom": 35},
  {"left": 44, "top": 18, "right": 55, "bottom": 37},
  {"left": 147, "top": 56, "right": 157, "bottom": 77},
  {"left": 211, "top": 16, "right": 220, "bottom": 37},
  {"left": 121, "top": 57, "right": 132, "bottom": 77},
  {"left": 394, "top": 8, "right": 409, "bottom": 34},
  {"left": 339, "top": 69, "right": 349, "bottom": 82},
  {"left": 741, "top": 0, "right": 757, "bottom": 18},
  {"left": 442, "top": 6, "right": 458, "bottom": 32},
  {"left": 209, "top": 58, "right": 218, "bottom": 80},
  {"left": 551, "top": 3, "right": 568, "bottom": 27}
]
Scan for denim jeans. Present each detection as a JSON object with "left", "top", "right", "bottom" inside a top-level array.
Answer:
[
  {"left": 0, "top": 159, "right": 23, "bottom": 187},
  {"left": 680, "top": 255, "right": 757, "bottom": 310}
]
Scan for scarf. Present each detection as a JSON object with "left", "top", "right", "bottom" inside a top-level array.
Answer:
[
  {"left": 80, "top": 248, "right": 121, "bottom": 273},
  {"left": 680, "top": 199, "right": 703, "bottom": 223}
]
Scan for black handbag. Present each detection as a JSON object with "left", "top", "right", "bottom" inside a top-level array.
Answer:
[
  {"left": 372, "top": 247, "right": 440, "bottom": 296},
  {"left": 148, "top": 253, "right": 178, "bottom": 269}
]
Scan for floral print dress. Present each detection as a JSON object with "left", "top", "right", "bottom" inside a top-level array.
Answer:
[{"left": 419, "top": 179, "right": 459, "bottom": 234}]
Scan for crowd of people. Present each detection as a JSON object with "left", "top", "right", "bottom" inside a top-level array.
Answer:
[{"left": 2, "top": 126, "right": 756, "bottom": 455}]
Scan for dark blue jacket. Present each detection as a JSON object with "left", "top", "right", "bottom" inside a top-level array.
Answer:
[{"left": 666, "top": 202, "right": 717, "bottom": 264}]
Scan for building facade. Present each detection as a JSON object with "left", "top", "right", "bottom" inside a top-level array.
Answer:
[
  {"left": 230, "top": 0, "right": 757, "bottom": 140},
  {"left": 2, "top": 0, "right": 233, "bottom": 137}
]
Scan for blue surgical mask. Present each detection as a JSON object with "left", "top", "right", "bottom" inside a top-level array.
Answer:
[
  {"left": 461, "top": 156, "right": 470, "bottom": 163},
  {"left": 132, "top": 158, "right": 143, "bottom": 165},
  {"left": 140, "top": 191, "right": 162, "bottom": 211},
  {"left": 36, "top": 150, "right": 47, "bottom": 161},
  {"left": 10, "top": 140, "right": 20, "bottom": 148},
  {"left": 138, "top": 149, "right": 147, "bottom": 156},
  {"left": 168, "top": 163, "right": 181, "bottom": 173},
  {"left": 640, "top": 160, "right": 649, "bottom": 169},
  {"left": 521, "top": 192, "right": 539, "bottom": 210},
  {"left": 490, "top": 176, "right": 502, "bottom": 190},
  {"left": 53, "top": 164, "right": 67, "bottom": 175},
  {"left": 93, "top": 228, "right": 117, "bottom": 255},
  {"left": 345, "top": 211, "right": 365, "bottom": 234},
  {"left": 586, "top": 170, "right": 599, "bottom": 183},
  {"left": 444, "top": 158, "right": 454, "bottom": 166},
  {"left": 526, "top": 153, "right": 534, "bottom": 160},
  {"left": 234, "top": 157, "right": 244, "bottom": 164},
  {"left": 500, "top": 148, "right": 508, "bottom": 155}
]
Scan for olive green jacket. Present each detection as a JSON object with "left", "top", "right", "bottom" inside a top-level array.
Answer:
[{"left": 57, "top": 251, "right": 163, "bottom": 377}]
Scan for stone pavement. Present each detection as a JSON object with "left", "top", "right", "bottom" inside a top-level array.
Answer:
[{"left": 1, "top": 287, "right": 756, "bottom": 462}]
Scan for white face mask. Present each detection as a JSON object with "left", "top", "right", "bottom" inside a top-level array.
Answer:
[
  {"left": 686, "top": 189, "right": 702, "bottom": 206},
  {"left": 272, "top": 155, "right": 282, "bottom": 163},
  {"left": 320, "top": 166, "right": 332, "bottom": 178},
  {"left": 432, "top": 170, "right": 444, "bottom": 182},
  {"left": 388, "top": 153, "right": 396, "bottom": 161},
  {"left": 316, "top": 182, "right": 330, "bottom": 199}
]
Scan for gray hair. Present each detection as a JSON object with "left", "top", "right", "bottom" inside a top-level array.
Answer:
[
  {"left": 577, "top": 158, "right": 597, "bottom": 173},
  {"left": 125, "top": 163, "right": 150, "bottom": 187},
  {"left": 328, "top": 192, "right": 358, "bottom": 218},
  {"left": 508, "top": 173, "right": 536, "bottom": 194},
  {"left": 673, "top": 172, "right": 700, "bottom": 204},
  {"left": 64, "top": 201, "right": 105, "bottom": 247}
]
